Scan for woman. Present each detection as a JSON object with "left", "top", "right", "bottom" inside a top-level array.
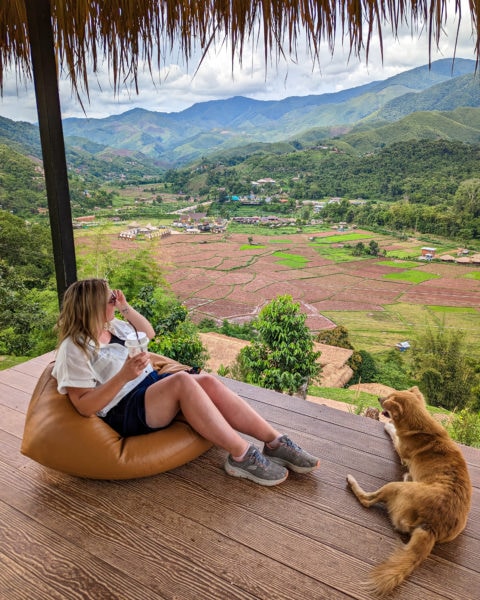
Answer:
[{"left": 52, "top": 278, "right": 320, "bottom": 486}]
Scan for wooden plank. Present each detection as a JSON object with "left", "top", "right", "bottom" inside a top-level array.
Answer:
[
  {"left": 0, "top": 405, "right": 26, "bottom": 439},
  {"left": 0, "top": 501, "right": 164, "bottom": 600},
  {"left": 1, "top": 354, "right": 480, "bottom": 599},
  {"left": 0, "top": 461, "right": 348, "bottom": 600},
  {"left": 0, "top": 369, "right": 40, "bottom": 395},
  {"left": 0, "top": 382, "right": 31, "bottom": 413},
  {"left": 0, "top": 352, "right": 54, "bottom": 382}
]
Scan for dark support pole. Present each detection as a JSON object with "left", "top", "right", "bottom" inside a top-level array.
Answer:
[{"left": 25, "top": 0, "right": 77, "bottom": 307}]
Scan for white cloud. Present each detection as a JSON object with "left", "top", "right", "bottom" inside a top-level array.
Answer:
[{"left": 0, "top": 2, "right": 477, "bottom": 123}]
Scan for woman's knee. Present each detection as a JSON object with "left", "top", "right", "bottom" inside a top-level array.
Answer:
[
  {"left": 171, "top": 370, "right": 195, "bottom": 389},
  {"left": 195, "top": 372, "right": 220, "bottom": 392}
]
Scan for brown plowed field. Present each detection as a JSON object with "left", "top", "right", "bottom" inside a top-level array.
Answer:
[{"left": 76, "top": 229, "right": 480, "bottom": 334}]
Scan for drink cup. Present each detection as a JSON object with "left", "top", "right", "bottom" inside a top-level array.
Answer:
[{"left": 125, "top": 331, "right": 149, "bottom": 357}]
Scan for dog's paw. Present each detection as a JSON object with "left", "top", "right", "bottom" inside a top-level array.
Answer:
[
  {"left": 346, "top": 474, "right": 356, "bottom": 488},
  {"left": 384, "top": 421, "right": 396, "bottom": 436}
]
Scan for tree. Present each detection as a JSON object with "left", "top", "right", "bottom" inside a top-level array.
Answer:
[
  {"left": 0, "top": 260, "right": 57, "bottom": 356},
  {"left": 235, "top": 295, "right": 321, "bottom": 394},
  {"left": 454, "top": 178, "right": 480, "bottom": 219},
  {"left": 146, "top": 291, "right": 209, "bottom": 369},
  {"left": 368, "top": 240, "right": 380, "bottom": 256},
  {"left": 316, "top": 325, "right": 353, "bottom": 349},
  {"left": 0, "top": 210, "right": 54, "bottom": 287},
  {"left": 410, "top": 325, "right": 477, "bottom": 410},
  {"left": 349, "top": 349, "right": 377, "bottom": 384}
]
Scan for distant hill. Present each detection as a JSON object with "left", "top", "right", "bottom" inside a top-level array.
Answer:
[
  {"left": 0, "top": 116, "right": 163, "bottom": 182},
  {"left": 338, "top": 107, "right": 480, "bottom": 154},
  {"left": 60, "top": 58, "right": 478, "bottom": 165},
  {"left": 1, "top": 58, "right": 478, "bottom": 172}
]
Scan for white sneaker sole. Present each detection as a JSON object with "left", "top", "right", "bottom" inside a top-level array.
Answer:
[{"left": 224, "top": 459, "right": 288, "bottom": 486}]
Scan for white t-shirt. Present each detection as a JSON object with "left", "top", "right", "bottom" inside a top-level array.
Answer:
[{"left": 52, "top": 318, "right": 153, "bottom": 417}]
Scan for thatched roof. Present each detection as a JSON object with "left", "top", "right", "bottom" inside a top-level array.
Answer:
[
  {"left": 2, "top": 1, "right": 479, "bottom": 97},
  {"left": 439, "top": 254, "right": 456, "bottom": 261}
]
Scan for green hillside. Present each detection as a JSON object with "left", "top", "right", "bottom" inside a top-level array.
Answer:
[
  {"left": 189, "top": 139, "right": 480, "bottom": 203},
  {"left": 0, "top": 144, "right": 46, "bottom": 215},
  {"left": 342, "top": 108, "right": 480, "bottom": 153}
]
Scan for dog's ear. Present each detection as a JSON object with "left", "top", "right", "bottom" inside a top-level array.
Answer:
[
  {"left": 409, "top": 386, "right": 425, "bottom": 404},
  {"left": 382, "top": 398, "right": 403, "bottom": 421}
]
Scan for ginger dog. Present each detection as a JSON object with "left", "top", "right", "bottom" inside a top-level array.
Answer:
[{"left": 346, "top": 386, "right": 472, "bottom": 596}]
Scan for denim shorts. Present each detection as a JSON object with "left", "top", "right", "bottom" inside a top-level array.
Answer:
[{"left": 100, "top": 370, "right": 172, "bottom": 437}]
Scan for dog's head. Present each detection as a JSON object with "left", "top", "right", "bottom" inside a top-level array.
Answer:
[{"left": 378, "top": 386, "right": 427, "bottom": 428}]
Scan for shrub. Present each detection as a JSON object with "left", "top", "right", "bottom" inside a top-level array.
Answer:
[
  {"left": 447, "top": 409, "right": 480, "bottom": 448},
  {"left": 236, "top": 295, "right": 321, "bottom": 394}
]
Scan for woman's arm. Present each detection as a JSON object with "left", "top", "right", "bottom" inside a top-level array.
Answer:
[
  {"left": 114, "top": 289, "right": 156, "bottom": 340},
  {"left": 67, "top": 352, "right": 151, "bottom": 416}
]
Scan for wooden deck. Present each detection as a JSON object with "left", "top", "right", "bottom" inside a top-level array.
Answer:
[{"left": 1, "top": 353, "right": 480, "bottom": 599}]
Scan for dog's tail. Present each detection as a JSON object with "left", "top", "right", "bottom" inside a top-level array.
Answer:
[{"left": 368, "top": 525, "right": 436, "bottom": 596}]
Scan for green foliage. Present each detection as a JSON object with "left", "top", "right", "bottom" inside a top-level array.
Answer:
[
  {"left": 349, "top": 349, "right": 378, "bottom": 384},
  {"left": 131, "top": 286, "right": 186, "bottom": 334},
  {"left": 0, "top": 211, "right": 58, "bottom": 361},
  {"left": 79, "top": 240, "right": 165, "bottom": 300},
  {"left": 0, "top": 145, "right": 46, "bottom": 216},
  {"left": 132, "top": 286, "right": 209, "bottom": 369},
  {"left": 0, "top": 264, "right": 57, "bottom": 356},
  {"left": 372, "top": 350, "right": 415, "bottom": 390},
  {"left": 235, "top": 295, "right": 321, "bottom": 394},
  {"left": 216, "top": 364, "right": 231, "bottom": 376},
  {"left": 447, "top": 409, "right": 480, "bottom": 448},
  {"left": 410, "top": 325, "right": 477, "bottom": 410},
  {"left": 149, "top": 320, "right": 209, "bottom": 369},
  {"left": 0, "top": 211, "right": 54, "bottom": 287},
  {"left": 198, "top": 318, "right": 259, "bottom": 342},
  {"left": 316, "top": 325, "right": 353, "bottom": 349}
]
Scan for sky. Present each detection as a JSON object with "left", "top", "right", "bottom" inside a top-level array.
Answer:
[{"left": 0, "top": 4, "right": 478, "bottom": 124}]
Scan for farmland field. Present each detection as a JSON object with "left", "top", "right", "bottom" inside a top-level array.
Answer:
[{"left": 75, "top": 226, "right": 480, "bottom": 358}]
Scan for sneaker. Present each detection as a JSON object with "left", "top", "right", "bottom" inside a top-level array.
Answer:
[
  {"left": 263, "top": 435, "right": 320, "bottom": 473},
  {"left": 224, "top": 445, "right": 288, "bottom": 486}
]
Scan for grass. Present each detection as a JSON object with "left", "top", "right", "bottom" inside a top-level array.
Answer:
[
  {"left": 311, "top": 233, "right": 373, "bottom": 244},
  {"left": 464, "top": 271, "right": 480, "bottom": 280},
  {"left": 378, "top": 260, "right": 420, "bottom": 268},
  {"left": 385, "top": 249, "right": 423, "bottom": 259},
  {"left": 239, "top": 244, "right": 265, "bottom": 250},
  {"left": 312, "top": 244, "right": 369, "bottom": 263},
  {"left": 321, "top": 301, "right": 480, "bottom": 360},
  {"left": 273, "top": 251, "right": 309, "bottom": 268},
  {"left": 428, "top": 305, "right": 478, "bottom": 314},
  {"left": 309, "top": 386, "right": 376, "bottom": 405},
  {"left": 308, "top": 385, "right": 452, "bottom": 417},
  {"left": 0, "top": 355, "right": 30, "bottom": 370},
  {"left": 383, "top": 270, "right": 439, "bottom": 283}
]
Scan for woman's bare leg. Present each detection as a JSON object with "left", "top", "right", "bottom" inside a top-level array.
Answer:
[
  {"left": 144, "top": 371, "right": 269, "bottom": 456},
  {"left": 192, "top": 373, "right": 280, "bottom": 442}
]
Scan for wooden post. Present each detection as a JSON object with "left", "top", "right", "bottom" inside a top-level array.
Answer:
[{"left": 24, "top": 0, "right": 77, "bottom": 307}]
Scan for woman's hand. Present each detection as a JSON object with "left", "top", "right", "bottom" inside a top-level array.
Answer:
[
  {"left": 122, "top": 351, "right": 151, "bottom": 379},
  {"left": 112, "top": 288, "right": 129, "bottom": 313},
  {"left": 67, "top": 351, "right": 150, "bottom": 417}
]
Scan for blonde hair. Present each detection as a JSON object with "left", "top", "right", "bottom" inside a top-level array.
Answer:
[{"left": 56, "top": 278, "right": 110, "bottom": 353}]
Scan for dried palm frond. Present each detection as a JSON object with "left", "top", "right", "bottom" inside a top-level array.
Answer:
[{"left": 0, "top": 1, "right": 478, "bottom": 97}]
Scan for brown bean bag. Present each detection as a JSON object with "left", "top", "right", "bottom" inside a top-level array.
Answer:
[{"left": 21, "top": 353, "right": 213, "bottom": 479}]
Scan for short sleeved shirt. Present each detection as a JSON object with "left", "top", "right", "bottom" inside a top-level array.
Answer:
[{"left": 52, "top": 318, "right": 153, "bottom": 416}]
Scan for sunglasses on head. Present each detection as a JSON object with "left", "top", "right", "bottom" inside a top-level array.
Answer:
[{"left": 108, "top": 292, "right": 117, "bottom": 304}]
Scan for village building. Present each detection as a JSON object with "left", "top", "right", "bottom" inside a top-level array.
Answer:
[{"left": 420, "top": 246, "right": 436, "bottom": 260}]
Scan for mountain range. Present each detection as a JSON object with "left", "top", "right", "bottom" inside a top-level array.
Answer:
[{"left": 1, "top": 58, "right": 479, "bottom": 172}]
